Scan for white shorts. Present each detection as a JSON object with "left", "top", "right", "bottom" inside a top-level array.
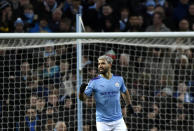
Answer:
[{"left": 96, "top": 118, "right": 127, "bottom": 131}]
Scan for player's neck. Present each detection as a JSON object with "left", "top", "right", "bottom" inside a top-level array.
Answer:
[{"left": 101, "top": 71, "right": 112, "bottom": 79}]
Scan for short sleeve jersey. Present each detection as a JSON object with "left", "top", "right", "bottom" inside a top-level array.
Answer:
[{"left": 84, "top": 74, "right": 127, "bottom": 122}]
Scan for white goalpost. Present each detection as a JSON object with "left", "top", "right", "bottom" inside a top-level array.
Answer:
[{"left": 0, "top": 32, "right": 194, "bottom": 131}]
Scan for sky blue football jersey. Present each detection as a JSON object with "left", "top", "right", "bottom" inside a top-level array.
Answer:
[{"left": 84, "top": 74, "right": 127, "bottom": 122}]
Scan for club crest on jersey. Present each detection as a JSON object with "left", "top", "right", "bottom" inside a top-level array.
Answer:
[{"left": 115, "top": 82, "right": 120, "bottom": 87}]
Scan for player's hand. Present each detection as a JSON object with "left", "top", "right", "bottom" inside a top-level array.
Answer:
[
  {"left": 80, "top": 83, "right": 88, "bottom": 93},
  {"left": 127, "top": 104, "right": 134, "bottom": 114}
]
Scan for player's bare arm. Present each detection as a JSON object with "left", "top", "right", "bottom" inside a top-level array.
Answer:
[
  {"left": 121, "top": 89, "right": 131, "bottom": 106},
  {"left": 79, "top": 83, "right": 88, "bottom": 101},
  {"left": 122, "top": 89, "right": 134, "bottom": 114}
]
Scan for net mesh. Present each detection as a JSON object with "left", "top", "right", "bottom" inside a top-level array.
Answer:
[{"left": 0, "top": 37, "right": 194, "bottom": 131}]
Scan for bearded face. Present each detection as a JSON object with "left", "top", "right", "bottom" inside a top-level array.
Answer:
[{"left": 98, "top": 59, "right": 110, "bottom": 75}]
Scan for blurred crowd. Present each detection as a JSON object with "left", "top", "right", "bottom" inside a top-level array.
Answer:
[
  {"left": 0, "top": 41, "right": 194, "bottom": 131},
  {"left": 1, "top": 0, "right": 194, "bottom": 33},
  {"left": 1, "top": 0, "right": 194, "bottom": 131}
]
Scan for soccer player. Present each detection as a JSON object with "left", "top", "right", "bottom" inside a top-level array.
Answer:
[{"left": 79, "top": 55, "right": 133, "bottom": 131}]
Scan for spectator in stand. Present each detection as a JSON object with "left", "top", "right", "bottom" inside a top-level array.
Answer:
[
  {"left": 83, "top": 25, "right": 95, "bottom": 32},
  {"left": 45, "top": 105, "right": 58, "bottom": 122},
  {"left": 36, "top": 97, "right": 46, "bottom": 121},
  {"left": 59, "top": 17, "right": 74, "bottom": 32},
  {"left": 63, "top": 0, "right": 83, "bottom": 17},
  {"left": 29, "top": 93, "right": 38, "bottom": 107},
  {"left": 14, "top": 0, "right": 31, "bottom": 18},
  {"left": 173, "top": 82, "right": 194, "bottom": 103},
  {"left": 83, "top": 65, "right": 98, "bottom": 82},
  {"left": 71, "top": 0, "right": 82, "bottom": 14},
  {"left": 59, "top": 60, "right": 74, "bottom": 100},
  {"left": 155, "top": 75, "right": 174, "bottom": 95},
  {"left": 154, "top": 5, "right": 175, "bottom": 31},
  {"left": 171, "top": 108, "right": 193, "bottom": 130},
  {"left": 18, "top": 61, "right": 33, "bottom": 87},
  {"left": 2, "top": 74, "right": 21, "bottom": 130},
  {"left": 38, "top": 0, "right": 60, "bottom": 21},
  {"left": 191, "top": 23, "right": 194, "bottom": 31},
  {"left": 128, "top": 13, "right": 144, "bottom": 32},
  {"left": 82, "top": 0, "right": 104, "bottom": 31},
  {"left": 127, "top": 100, "right": 144, "bottom": 130},
  {"left": 143, "top": 0, "right": 156, "bottom": 28},
  {"left": 14, "top": 17, "right": 25, "bottom": 32},
  {"left": 62, "top": 0, "right": 82, "bottom": 20},
  {"left": 1, "top": 50, "right": 28, "bottom": 130},
  {"left": 21, "top": 61, "right": 34, "bottom": 86},
  {"left": 82, "top": 96, "right": 96, "bottom": 131},
  {"left": 29, "top": 17, "right": 52, "bottom": 32},
  {"left": 103, "top": 16, "right": 119, "bottom": 32},
  {"left": 9, "top": 0, "right": 19, "bottom": 11},
  {"left": 47, "top": 93, "right": 59, "bottom": 109},
  {"left": 21, "top": 4, "right": 38, "bottom": 32},
  {"left": 54, "top": 121, "right": 67, "bottom": 131},
  {"left": 49, "top": 8, "right": 63, "bottom": 32},
  {"left": 155, "top": 87, "right": 177, "bottom": 130},
  {"left": 174, "top": 54, "right": 192, "bottom": 86},
  {"left": 146, "top": 12, "right": 170, "bottom": 31},
  {"left": 116, "top": 53, "right": 133, "bottom": 87},
  {"left": 133, "top": 52, "right": 146, "bottom": 74},
  {"left": 45, "top": 118, "right": 56, "bottom": 131},
  {"left": 128, "top": 14, "right": 145, "bottom": 32},
  {"left": 119, "top": 7, "right": 130, "bottom": 32},
  {"left": 186, "top": 3, "right": 194, "bottom": 30},
  {"left": 18, "top": 106, "right": 42, "bottom": 130},
  {"left": 25, "top": 72, "right": 39, "bottom": 93},
  {"left": 184, "top": 48, "right": 194, "bottom": 64},
  {"left": 144, "top": 103, "right": 160, "bottom": 130},
  {"left": 99, "top": 4, "right": 119, "bottom": 32},
  {"left": 36, "top": 75, "right": 50, "bottom": 99},
  {"left": 82, "top": 55, "right": 92, "bottom": 69},
  {"left": 43, "top": 45, "right": 56, "bottom": 58},
  {"left": 59, "top": 95, "right": 77, "bottom": 131},
  {"left": 44, "top": 79, "right": 58, "bottom": 92},
  {"left": 173, "top": 0, "right": 189, "bottom": 28},
  {"left": 55, "top": 45, "right": 67, "bottom": 57},
  {"left": 136, "top": 72, "right": 154, "bottom": 98},
  {"left": 137, "top": 15, "right": 144, "bottom": 31},
  {"left": 0, "top": 0, "right": 14, "bottom": 32},
  {"left": 143, "top": 48, "right": 174, "bottom": 88},
  {"left": 183, "top": 49, "right": 194, "bottom": 89},
  {"left": 61, "top": 0, "right": 74, "bottom": 18},
  {"left": 43, "top": 56, "right": 60, "bottom": 83},
  {"left": 178, "top": 18, "right": 190, "bottom": 31}
]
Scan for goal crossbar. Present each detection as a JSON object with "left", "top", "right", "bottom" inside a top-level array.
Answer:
[{"left": 1, "top": 32, "right": 194, "bottom": 39}]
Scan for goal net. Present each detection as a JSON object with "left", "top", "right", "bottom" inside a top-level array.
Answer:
[{"left": 0, "top": 33, "right": 194, "bottom": 131}]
